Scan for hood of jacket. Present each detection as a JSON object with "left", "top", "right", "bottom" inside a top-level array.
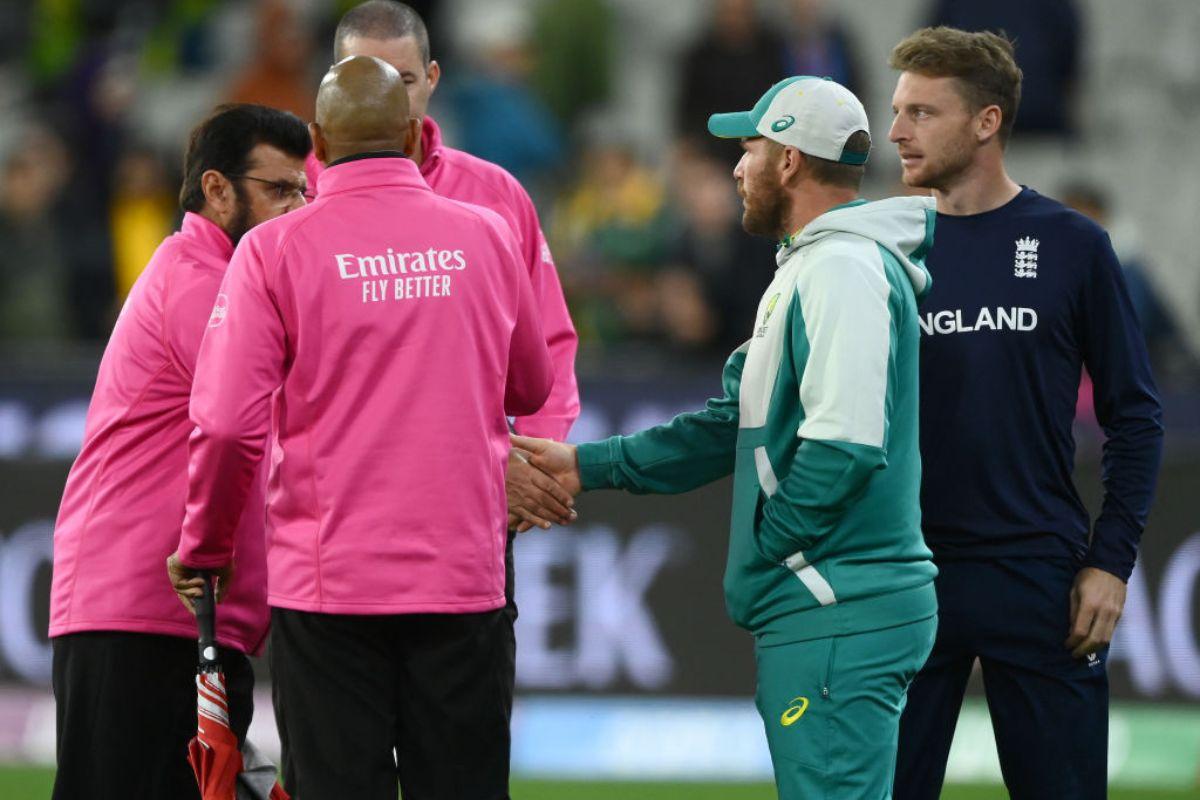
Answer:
[{"left": 780, "top": 196, "right": 936, "bottom": 298}]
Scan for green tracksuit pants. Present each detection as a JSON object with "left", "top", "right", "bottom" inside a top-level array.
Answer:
[{"left": 755, "top": 615, "right": 938, "bottom": 799}]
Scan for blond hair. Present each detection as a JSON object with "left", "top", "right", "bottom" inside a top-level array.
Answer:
[{"left": 890, "top": 27, "right": 1023, "bottom": 145}]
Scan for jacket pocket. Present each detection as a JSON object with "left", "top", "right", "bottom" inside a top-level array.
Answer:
[
  {"left": 724, "top": 428, "right": 775, "bottom": 628},
  {"left": 781, "top": 549, "right": 838, "bottom": 608}
]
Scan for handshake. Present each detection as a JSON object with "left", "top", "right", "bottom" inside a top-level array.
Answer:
[{"left": 506, "top": 434, "right": 583, "bottom": 533}]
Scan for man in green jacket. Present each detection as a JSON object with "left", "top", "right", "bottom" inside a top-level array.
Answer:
[{"left": 515, "top": 76, "right": 938, "bottom": 799}]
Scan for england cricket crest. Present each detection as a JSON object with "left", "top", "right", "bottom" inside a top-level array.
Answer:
[{"left": 1014, "top": 236, "right": 1039, "bottom": 278}]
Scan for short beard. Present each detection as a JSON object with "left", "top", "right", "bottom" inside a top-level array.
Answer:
[
  {"left": 741, "top": 166, "right": 790, "bottom": 240},
  {"left": 224, "top": 182, "right": 254, "bottom": 245},
  {"left": 906, "top": 132, "right": 976, "bottom": 192}
]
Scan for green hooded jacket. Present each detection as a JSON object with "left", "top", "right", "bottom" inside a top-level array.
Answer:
[{"left": 577, "top": 196, "right": 939, "bottom": 645}]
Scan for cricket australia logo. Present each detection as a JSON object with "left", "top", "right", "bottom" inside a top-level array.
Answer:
[
  {"left": 1014, "top": 236, "right": 1039, "bottom": 278},
  {"left": 756, "top": 293, "right": 781, "bottom": 337}
]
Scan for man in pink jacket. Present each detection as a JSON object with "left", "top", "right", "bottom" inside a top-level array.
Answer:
[
  {"left": 49, "top": 104, "right": 310, "bottom": 798},
  {"left": 299, "top": 6, "right": 579, "bottom": 784},
  {"left": 170, "top": 56, "right": 553, "bottom": 799},
  {"left": 321, "top": 2, "right": 580, "bottom": 528}
]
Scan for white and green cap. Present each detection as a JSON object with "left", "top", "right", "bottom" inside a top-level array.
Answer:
[{"left": 707, "top": 76, "right": 870, "bottom": 165}]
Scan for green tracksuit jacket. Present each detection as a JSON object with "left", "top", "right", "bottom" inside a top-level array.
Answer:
[{"left": 577, "top": 197, "right": 939, "bottom": 645}]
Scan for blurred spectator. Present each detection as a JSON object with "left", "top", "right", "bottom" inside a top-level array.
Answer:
[
  {"left": 0, "top": 129, "right": 72, "bottom": 341},
  {"left": 529, "top": 0, "right": 613, "bottom": 133},
  {"left": 141, "top": 1, "right": 225, "bottom": 75},
  {"left": 678, "top": 0, "right": 786, "bottom": 155},
  {"left": 53, "top": 48, "right": 132, "bottom": 340},
  {"left": 227, "top": 0, "right": 316, "bottom": 120},
  {"left": 780, "top": 0, "right": 865, "bottom": 106},
  {"left": 442, "top": 2, "right": 564, "bottom": 190},
  {"left": 1062, "top": 181, "right": 1195, "bottom": 384},
  {"left": 25, "top": 0, "right": 89, "bottom": 88},
  {"left": 927, "top": 0, "right": 1081, "bottom": 136},
  {"left": 663, "top": 146, "right": 777, "bottom": 353},
  {"left": 551, "top": 138, "right": 673, "bottom": 345},
  {"left": 109, "top": 146, "right": 175, "bottom": 300}
]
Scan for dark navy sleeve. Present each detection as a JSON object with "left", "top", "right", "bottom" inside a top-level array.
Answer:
[{"left": 1078, "top": 232, "right": 1164, "bottom": 581}]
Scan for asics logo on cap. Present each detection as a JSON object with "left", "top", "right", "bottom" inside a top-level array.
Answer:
[{"left": 771, "top": 115, "right": 796, "bottom": 132}]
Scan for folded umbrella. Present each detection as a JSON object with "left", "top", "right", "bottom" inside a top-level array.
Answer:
[{"left": 189, "top": 575, "right": 289, "bottom": 800}]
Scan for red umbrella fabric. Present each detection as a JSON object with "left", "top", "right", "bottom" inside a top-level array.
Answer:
[
  {"left": 189, "top": 669, "right": 244, "bottom": 799},
  {"left": 190, "top": 576, "right": 290, "bottom": 800}
]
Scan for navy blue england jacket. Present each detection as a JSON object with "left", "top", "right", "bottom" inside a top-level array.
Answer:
[{"left": 918, "top": 187, "right": 1163, "bottom": 581}]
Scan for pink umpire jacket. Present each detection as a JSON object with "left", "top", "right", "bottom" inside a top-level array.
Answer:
[
  {"left": 305, "top": 116, "right": 578, "bottom": 441},
  {"left": 50, "top": 213, "right": 270, "bottom": 655},
  {"left": 177, "top": 155, "right": 553, "bottom": 615}
]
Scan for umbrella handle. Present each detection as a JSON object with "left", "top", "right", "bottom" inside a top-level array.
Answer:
[{"left": 195, "top": 572, "right": 220, "bottom": 671}]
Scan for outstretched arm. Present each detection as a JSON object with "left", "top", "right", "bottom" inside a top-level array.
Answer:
[
  {"left": 574, "top": 344, "right": 747, "bottom": 495},
  {"left": 508, "top": 343, "right": 748, "bottom": 524}
]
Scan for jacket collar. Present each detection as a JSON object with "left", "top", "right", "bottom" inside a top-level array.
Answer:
[
  {"left": 419, "top": 116, "right": 445, "bottom": 178},
  {"left": 181, "top": 212, "right": 234, "bottom": 261},
  {"left": 326, "top": 150, "right": 407, "bottom": 169},
  {"left": 315, "top": 154, "right": 430, "bottom": 198}
]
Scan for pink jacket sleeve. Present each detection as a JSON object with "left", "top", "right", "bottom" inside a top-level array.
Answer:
[
  {"left": 163, "top": 265, "right": 220, "bottom": 382},
  {"left": 508, "top": 187, "right": 579, "bottom": 440},
  {"left": 492, "top": 221, "right": 554, "bottom": 418},
  {"left": 177, "top": 235, "right": 286, "bottom": 569}
]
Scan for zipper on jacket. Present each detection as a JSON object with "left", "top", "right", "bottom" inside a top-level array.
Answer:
[{"left": 821, "top": 636, "right": 837, "bottom": 700}]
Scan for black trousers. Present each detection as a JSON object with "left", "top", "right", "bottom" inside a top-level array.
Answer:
[
  {"left": 894, "top": 558, "right": 1109, "bottom": 800},
  {"left": 271, "top": 535, "right": 517, "bottom": 800},
  {"left": 51, "top": 631, "right": 254, "bottom": 800}
]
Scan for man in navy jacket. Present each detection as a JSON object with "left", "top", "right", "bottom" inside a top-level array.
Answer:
[{"left": 887, "top": 27, "right": 1163, "bottom": 800}]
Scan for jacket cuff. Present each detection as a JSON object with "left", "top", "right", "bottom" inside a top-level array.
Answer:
[
  {"left": 1083, "top": 522, "right": 1138, "bottom": 582},
  {"left": 177, "top": 535, "right": 234, "bottom": 572},
  {"left": 577, "top": 438, "right": 620, "bottom": 491}
]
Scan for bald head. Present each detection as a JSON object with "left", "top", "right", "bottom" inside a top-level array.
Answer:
[{"left": 310, "top": 55, "right": 419, "bottom": 164}]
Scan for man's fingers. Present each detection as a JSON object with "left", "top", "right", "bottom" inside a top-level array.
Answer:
[
  {"left": 213, "top": 565, "right": 234, "bottom": 603},
  {"left": 1071, "top": 619, "right": 1109, "bottom": 659},
  {"left": 513, "top": 506, "right": 553, "bottom": 530},
  {"left": 1067, "top": 601, "right": 1122, "bottom": 657},
  {"left": 510, "top": 434, "right": 546, "bottom": 454},
  {"left": 175, "top": 591, "right": 198, "bottom": 615},
  {"left": 531, "top": 470, "right": 574, "bottom": 507},
  {"left": 527, "top": 452, "right": 560, "bottom": 477},
  {"left": 529, "top": 500, "right": 574, "bottom": 525},
  {"left": 1071, "top": 637, "right": 1098, "bottom": 659},
  {"left": 1081, "top": 608, "right": 1120, "bottom": 656},
  {"left": 1065, "top": 603, "right": 1097, "bottom": 650},
  {"left": 525, "top": 483, "right": 572, "bottom": 520}
]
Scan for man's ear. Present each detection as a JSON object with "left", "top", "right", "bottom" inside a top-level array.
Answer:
[
  {"left": 976, "top": 104, "right": 1003, "bottom": 146},
  {"left": 403, "top": 117, "right": 421, "bottom": 158},
  {"left": 427, "top": 60, "right": 441, "bottom": 96},
  {"left": 200, "top": 170, "right": 233, "bottom": 216},
  {"left": 780, "top": 146, "right": 805, "bottom": 185},
  {"left": 309, "top": 122, "right": 328, "bottom": 166}
]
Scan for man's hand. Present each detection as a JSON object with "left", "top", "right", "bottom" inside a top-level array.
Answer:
[
  {"left": 1066, "top": 566, "right": 1127, "bottom": 658},
  {"left": 166, "top": 552, "right": 234, "bottom": 615},
  {"left": 507, "top": 447, "right": 577, "bottom": 532},
  {"left": 511, "top": 435, "right": 582, "bottom": 497}
]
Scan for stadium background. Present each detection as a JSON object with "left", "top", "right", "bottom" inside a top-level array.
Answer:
[{"left": 0, "top": 0, "right": 1198, "bottom": 796}]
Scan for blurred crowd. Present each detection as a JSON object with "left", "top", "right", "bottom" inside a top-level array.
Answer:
[{"left": 0, "top": 0, "right": 1195, "bottom": 384}]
